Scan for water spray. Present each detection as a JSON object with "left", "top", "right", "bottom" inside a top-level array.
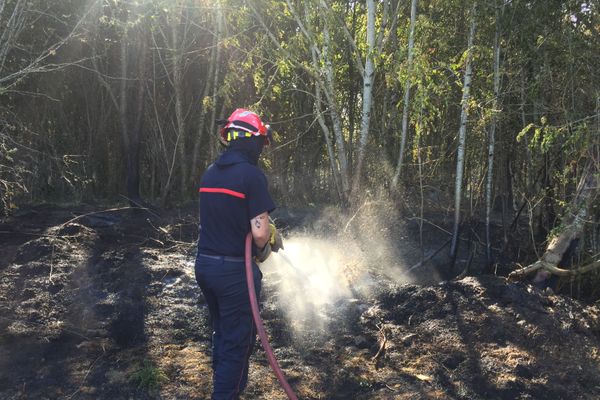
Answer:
[
  {"left": 243, "top": 229, "right": 380, "bottom": 398},
  {"left": 273, "top": 250, "right": 313, "bottom": 287},
  {"left": 275, "top": 251, "right": 301, "bottom": 273}
]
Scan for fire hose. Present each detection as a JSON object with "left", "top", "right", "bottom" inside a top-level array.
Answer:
[{"left": 245, "top": 233, "right": 298, "bottom": 400}]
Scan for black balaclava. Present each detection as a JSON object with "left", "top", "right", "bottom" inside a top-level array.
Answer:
[{"left": 226, "top": 134, "right": 265, "bottom": 166}]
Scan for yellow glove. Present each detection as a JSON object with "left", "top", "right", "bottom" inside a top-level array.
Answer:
[
  {"left": 269, "top": 223, "right": 284, "bottom": 252},
  {"left": 255, "top": 224, "right": 283, "bottom": 263}
]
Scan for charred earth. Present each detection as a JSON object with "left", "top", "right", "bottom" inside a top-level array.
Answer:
[{"left": 1, "top": 205, "right": 599, "bottom": 400}]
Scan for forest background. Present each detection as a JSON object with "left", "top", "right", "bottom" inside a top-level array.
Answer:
[{"left": 0, "top": 0, "right": 598, "bottom": 297}]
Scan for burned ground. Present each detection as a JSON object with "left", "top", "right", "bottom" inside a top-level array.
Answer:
[{"left": 1, "top": 205, "right": 599, "bottom": 399}]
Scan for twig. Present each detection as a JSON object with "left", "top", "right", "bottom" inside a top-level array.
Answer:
[
  {"left": 49, "top": 242, "right": 55, "bottom": 283},
  {"left": 372, "top": 324, "right": 387, "bottom": 363},
  {"left": 118, "top": 194, "right": 161, "bottom": 218},
  {"left": 66, "top": 351, "right": 105, "bottom": 400},
  {"left": 164, "top": 243, "right": 194, "bottom": 252},
  {"left": 406, "top": 216, "right": 452, "bottom": 235},
  {"left": 385, "top": 384, "right": 399, "bottom": 392},
  {"left": 145, "top": 237, "right": 165, "bottom": 247},
  {"left": 59, "top": 206, "right": 139, "bottom": 228}
]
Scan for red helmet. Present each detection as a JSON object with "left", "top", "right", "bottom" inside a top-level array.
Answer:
[{"left": 219, "top": 108, "right": 271, "bottom": 144}]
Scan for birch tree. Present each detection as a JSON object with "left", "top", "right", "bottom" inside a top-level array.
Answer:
[
  {"left": 450, "top": 2, "right": 477, "bottom": 259},
  {"left": 350, "top": 0, "right": 376, "bottom": 199},
  {"left": 391, "top": 0, "right": 418, "bottom": 187}
]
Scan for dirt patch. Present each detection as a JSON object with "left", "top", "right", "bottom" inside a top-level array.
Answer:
[{"left": 1, "top": 205, "right": 599, "bottom": 399}]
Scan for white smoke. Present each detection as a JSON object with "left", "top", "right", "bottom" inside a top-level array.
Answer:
[
  {"left": 260, "top": 200, "right": 429, "bottom": 341},
  {"left": 260, "top": 232, "right": 384, "bottom": 341}
]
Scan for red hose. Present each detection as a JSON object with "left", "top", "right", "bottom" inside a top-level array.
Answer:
[{"left": 245, "top": 233, "right": 298, "bottom": 400}]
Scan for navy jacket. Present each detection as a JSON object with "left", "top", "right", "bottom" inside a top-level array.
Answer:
[{"left": 197, "top": 150, "right": 276, "bottom": 257}]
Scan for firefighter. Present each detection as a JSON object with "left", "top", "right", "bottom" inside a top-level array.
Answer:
[{"left": 195, "top": 108, "right": 282, "bottom": 399}]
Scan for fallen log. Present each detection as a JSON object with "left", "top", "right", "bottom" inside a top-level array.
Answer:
[
  {"left": 509, "top": 161, "right": 598, "bottom": 281},
  {"left": 509, "top": 258, "right": 600, "bottom": 279}
]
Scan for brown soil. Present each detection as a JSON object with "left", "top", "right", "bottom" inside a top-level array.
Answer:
[{"left": 1, "top": 205, "right": 599, "bottom": 400}]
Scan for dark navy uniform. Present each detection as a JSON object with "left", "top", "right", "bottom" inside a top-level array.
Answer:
[{"left": 195, "top": 148, "right": 275, "bottom": 400}]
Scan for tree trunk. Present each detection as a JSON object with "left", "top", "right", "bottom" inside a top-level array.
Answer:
[
  {"left": 486, "top": 1, "right": 502, "bottom": 263},
  {"left": 347, "top": 5, "right": 358, "bottom": 175},
  {"left": 320, "top": 13, "right": 350, "bottom": 202},
  {"left": 392, "top": 0, "right": 418, "bottom": 187},
  {"left": 315, "top": 75, "right": 343, "bottom": 202},
  {"left": 351, "top": 0, "right": 376, "bottom": 201},
  {"left": 450, "top": 2, "right": 477, "bottom": 259}
]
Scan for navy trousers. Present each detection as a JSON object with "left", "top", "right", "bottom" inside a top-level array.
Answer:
[{"left": 195, "top": 254, "right": 262, "bottom": 400}]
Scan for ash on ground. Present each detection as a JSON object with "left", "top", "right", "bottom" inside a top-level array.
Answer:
[{"left": 1, "top": 205, "right": 599, "bottom": 400}]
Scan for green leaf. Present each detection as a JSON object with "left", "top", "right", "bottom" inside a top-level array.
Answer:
[{"left": 516, "top": 123, "right": 535, "bottom": 143}]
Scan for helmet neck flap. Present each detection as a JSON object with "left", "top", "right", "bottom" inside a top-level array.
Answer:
[{"left": 226, "top": 135, "right": 265, "bottom": 166}]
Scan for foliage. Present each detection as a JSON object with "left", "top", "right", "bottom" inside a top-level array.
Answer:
[{"left": 0, "top": 0, "right": 598, "bottom": 267}]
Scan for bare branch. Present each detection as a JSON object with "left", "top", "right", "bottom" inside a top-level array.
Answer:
[{"left": 0, "top": 0, "right": 101, "bottom": 87}]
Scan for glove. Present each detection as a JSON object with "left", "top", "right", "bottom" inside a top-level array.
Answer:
[
  {"left": 255, "top": 242, "right": 272, "bottom": 263},
  {"left": 255, "top": 224, "right": 283, "bottom": 263},
  {"left": 254, "top": 224, "right": 283, "bottom": 262},
  {"left": 269, "top": 223, "right": 284, "bottom": 252}
]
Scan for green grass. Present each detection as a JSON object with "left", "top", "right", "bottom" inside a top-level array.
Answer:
[{"left": 129, "top": 360, "right": 168, "bottom": 391}]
